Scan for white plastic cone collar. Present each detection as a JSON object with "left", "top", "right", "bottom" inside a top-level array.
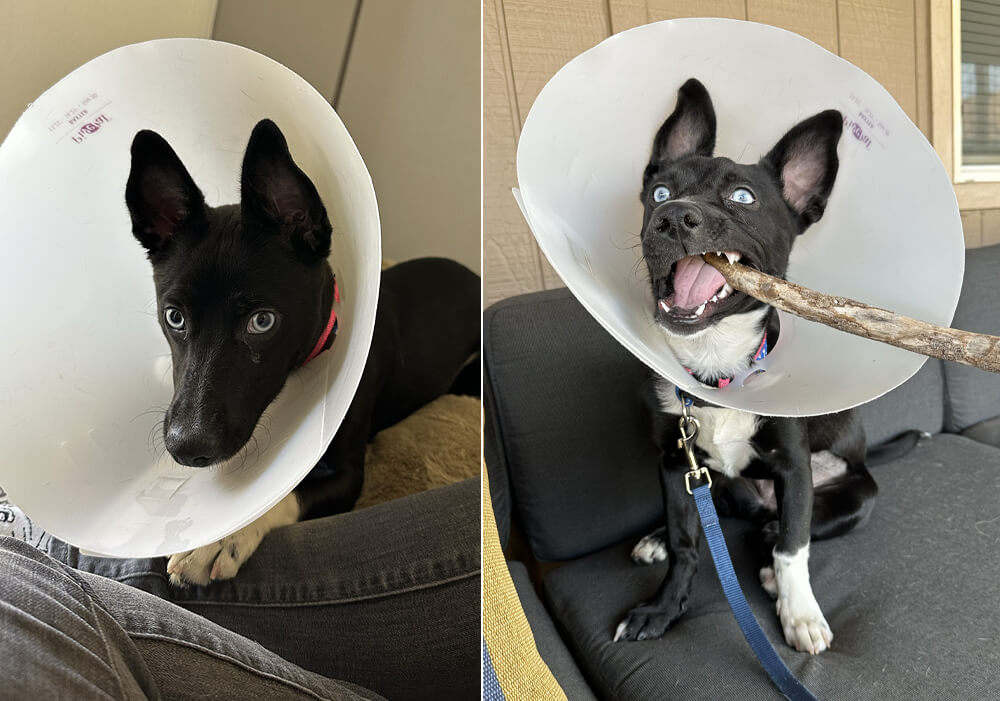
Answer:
[
  {"left": 515, "top": 18, "right": 964, "bottom": 418},
  {"left": 0, "top": 39, "right": 381, "bottom": 557}
]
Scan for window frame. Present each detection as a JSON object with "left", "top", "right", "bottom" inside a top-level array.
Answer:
[{"left": 933, "top": 0, "right": 1000, "bottom": 207}]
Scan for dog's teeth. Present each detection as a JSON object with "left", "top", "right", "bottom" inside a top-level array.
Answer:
[
  {"left": 720, "top": 283, "right": 733, "bottom": 298},
  {"left": 659, "top": 300, "right": 671, "bottom": 313},
  {"left": 696, "top": 303, "right": 706, "bottom": 316},
  {"left": 724, "top": 252, "right": 741, "bottom": 265},
  {"left": 710, "top": 295, "right": 719, "bottom": 303}
]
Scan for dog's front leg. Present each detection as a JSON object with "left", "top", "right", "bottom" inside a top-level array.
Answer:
[
  {"left": 167, "top": 492, "right": 301, "bottom": 586},
  {"left": 615, "top": 453, "right": 701, "bottom": 642},
  {"left": 767, "top": 420, "right": 833, "bottom": 654}
]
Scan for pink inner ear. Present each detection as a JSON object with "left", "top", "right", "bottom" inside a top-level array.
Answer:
[
  {"left": 665, "top": 113, "right": 701, "bottom": 161},
  {"left": 782, "top": 145, "right": 826, "bottom": 213}
]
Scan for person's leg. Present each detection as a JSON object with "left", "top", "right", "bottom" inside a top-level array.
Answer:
[
  {"left": 57, "top": 478, "right": 482, "bottom": 701},
  {"left": 0, "top": 537, "right": 383, "bottom": 700},
  {"left": 0, "top": 536, "right": 158, "bottom": 700}
]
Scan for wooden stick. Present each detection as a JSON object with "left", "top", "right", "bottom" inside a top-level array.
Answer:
[{"left": 702, "top": 253, "right": 1000, "bottom": 374}]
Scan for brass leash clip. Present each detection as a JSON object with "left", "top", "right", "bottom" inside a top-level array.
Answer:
[{"left": 678, "top": 399, "right": 712, "bottom": 495}]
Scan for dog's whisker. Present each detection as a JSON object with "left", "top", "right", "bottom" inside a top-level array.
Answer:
[{"left": 611, "top": 231, "right": 643, "bottom": 252}]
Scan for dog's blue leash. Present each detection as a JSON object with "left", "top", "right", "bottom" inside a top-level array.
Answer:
[{"left": 676, "top": 392, "right": 819, "bottom": 701}]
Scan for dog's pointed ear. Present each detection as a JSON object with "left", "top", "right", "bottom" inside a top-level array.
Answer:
[
  {"left": 125, "top": 130, "right": 207, "bottom": 255},
  {"left": 643, "top": 78, "right": 716, "bottom": 192},
  {"left": 652, "top": 79, "right": 717, "bottom": 160},
  {"left": 240, "top": 119, "right": 332, "bottom": 262},
  {"left": 762, "top": 110, "right": 843, "bottom": 230}
]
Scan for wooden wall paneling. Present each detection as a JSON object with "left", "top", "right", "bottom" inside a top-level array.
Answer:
[
  {"left": 642, "top": 0, "right": 746, "bottom": 24},
  {"left": 838, "top": 0, "right": 918, "bottom": 123},
  {"left": 502, "top": 0, "right": 611, "bottom": 120},
  {"left": 928, "top": 0, "right": 953, "bottom": 178},
  {"left": 961, "top": 210, "right": 984, "bottom": 248},
  {"left": 502, "top": 0, "right": 612, "bottom": 291},
  {"left": 610, "top": 0, "right": 747, "bottom": 33},
  {"left": 980, "top": 209, "right": 1000, "bottom": 247},
  {"left": 484, "top": 0, "right": 545, "bottom": 304},
  {"left": 913, "top": 0, "right": 932, "bottom": 138},
  {"left": 613, "top": 0, "right": 756, "bottom": 33},
  {"left": 746, "top": 0, "right": 838, "bottom": 54},
  {"left": 608, "top": 0, "right": 647, "bottom": 32}
]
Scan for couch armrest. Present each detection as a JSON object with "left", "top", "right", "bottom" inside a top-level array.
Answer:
[{"left": 509, "top": 561, "right": 596, "bottom": 701}]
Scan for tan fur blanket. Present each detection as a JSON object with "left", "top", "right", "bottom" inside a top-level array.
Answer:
[{"left": 355, "top": 394, "right": 481, "bottom": 509}]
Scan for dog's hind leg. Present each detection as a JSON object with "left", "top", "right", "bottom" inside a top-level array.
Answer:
[
  {"left": 810, "top": 463, "right": 878, "bottom": 540},
  {"left": 296, "top": 408, "right": 371, "bottom": 520},
  {"left": 632, "top": 475, "right": 771, "bottom": 566},
  {"left": 808, "top": 412, "right": 879, "bottom": 540},
  {"left": 630, "top": 526, "right": 668, "bottom": 565}
]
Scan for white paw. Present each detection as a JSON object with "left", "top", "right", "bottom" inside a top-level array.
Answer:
[
  {"left": 167, "top": 527, "right": 262, "bottom": 586},
  {"left": 166, "top": 492, "right": 300, "bottom": 587},
  {"left": 613, "top": 621, "right": 628, "bottom": 642},
  {"left": 772, "top": 545, "right": 832, "bottom": 654},
  {"left": 776, "top": 597, "right": 833, "bottom": 654},
  {"left": 759, "top": 566, "right": 777, "bottom": 599},
  {"left": 631, "top": 530, "right": 668, "bottom": 565}
]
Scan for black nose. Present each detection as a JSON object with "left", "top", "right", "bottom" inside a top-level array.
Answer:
[
  {"left": 165, "top": 426, "right": 224, "bottom": 468},
  {"left": 652, "top": 203, "right": 703, "bottom": 237}
]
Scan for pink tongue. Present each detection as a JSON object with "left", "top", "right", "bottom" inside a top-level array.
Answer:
[{"left": 672, "top": 255, "right": 725, "bottom": 309}]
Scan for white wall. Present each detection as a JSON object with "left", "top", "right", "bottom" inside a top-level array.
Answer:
[
  {"left": 0, "top": 1, "right": 217, "bottom": 139},
  {"left": 337, "top": 0, "right": 481, "bottom": 274},
  {"left": 214, "top": 0, "right": 481, "bottom": 274}
]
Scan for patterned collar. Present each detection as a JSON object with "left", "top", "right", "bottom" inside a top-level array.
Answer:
[{"left": 683, "top": 332, "right": 768, "bottom": 389}]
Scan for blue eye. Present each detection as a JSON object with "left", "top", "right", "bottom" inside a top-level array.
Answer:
[
  {"left": 730, "top": 187, "right": 755, "bottom": 205},
  {"left": 164, "top": 307, "right": 185, "bottom": 330},
  {"left": 652, "top": 185, "right": 671, "bottom": 203},
  {"left": 247, "top": 310, "right": 276, "bottom": 334}
]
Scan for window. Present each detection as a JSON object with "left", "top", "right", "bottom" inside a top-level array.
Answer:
[
  {"left": 959, "top": 0, "right": 1000, "bottom": 178},
  {"left": 930, "top": 0, "right": 1000, "bottom": 208}
]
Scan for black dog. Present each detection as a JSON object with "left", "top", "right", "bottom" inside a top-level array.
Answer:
[
  {"left": 126, "top": 120, "right": 479, "bottom": 585},
  {"left": 613, "top": 79, "right": 878, "bottom": 654}
]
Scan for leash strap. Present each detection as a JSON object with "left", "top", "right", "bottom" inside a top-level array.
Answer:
[
  {"left": 677, "top": 395, "right": 818, "bottom": 701},
  {"left": 691, "top": 483, "right": 819, "bottom": 701}
]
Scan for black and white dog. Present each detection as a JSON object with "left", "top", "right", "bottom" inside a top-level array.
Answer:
[
  {"left": 613, "top": 79, "right": 878, "bottom": 654},
  {"left": 126, "top": 120, "right": 479, "bottom": 586}
]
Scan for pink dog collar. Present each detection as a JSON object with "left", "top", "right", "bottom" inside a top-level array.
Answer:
[{"left": 304, "top": 281, "right": 340, "bottom": 364}]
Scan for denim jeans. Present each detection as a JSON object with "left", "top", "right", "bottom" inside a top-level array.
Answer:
[{"left": 0, "top": 478, "right": 480, "bottom": 700}]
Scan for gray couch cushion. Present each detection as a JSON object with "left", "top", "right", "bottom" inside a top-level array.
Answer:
[
  {"left": 961, "top": 415, "right": 1000, "bottom": 448},
  {"left": 858, "top": 360, "right": 944, "bottom": 445},
  {"left": 544, "top": 434, "right": 1000, "bottom": 700},
  {"left": 484, "top": 289, "right": 660, "bottom": 561},
  {"left": 943, "top": 244, "right": 1000, "bottom": 432},
  {"left": 508, "top": 560, "right": 597, "bottom": 700}
]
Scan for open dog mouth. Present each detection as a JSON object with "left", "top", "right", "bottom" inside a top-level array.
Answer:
[{"left": 656, "top": 251, "right": 752, "bottom": 323}]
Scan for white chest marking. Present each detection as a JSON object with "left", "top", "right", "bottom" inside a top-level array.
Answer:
[
  {"left": 662, "top": 308, "right": 769, "bottom": 382},
  {"left": 655, "top": 380, "right": 759, "bottom": 477}
]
